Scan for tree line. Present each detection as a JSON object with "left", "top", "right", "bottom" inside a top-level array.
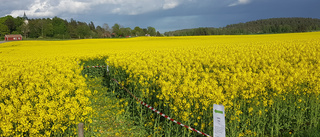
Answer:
[
  {"left": 164, "top": 17, "right": 320, "bottom": 36},
  {"left": 0, "top": 15, "right": 161, "bottom": 39},
  {"left": 2, "top": 16, "right": 320, "bottom": 39}
]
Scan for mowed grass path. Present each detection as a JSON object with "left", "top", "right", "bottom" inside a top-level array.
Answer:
[
  {"left": 80, "top": 59, "right": 147, "bottom": 137},
  {"left": 84, "top": 77, "right": 146, "bottom": 137}
]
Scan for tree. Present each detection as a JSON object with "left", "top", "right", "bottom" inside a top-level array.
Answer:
[
  {"left": 76, "top": 21, "right": 91, "bottom": 39},
  {"left": 28, "top": 19, "right": 41, "bottom": 38},
  {"left": 133, "top": 26, "right": 144, "bottom": 36},
  {"left": 52, "top": 17, "right": 67, "bottom": 38},
  {"left": 4, "top": 16, "right": 16, "bottom": 33},
  {"left": 142, "top": 28, "right": 148, "bottom": 35},
  {"left": 68, "top": 18, "right": 78, "bottom": 38},
  {"left": 164, "top": 17, "right": 320, "bottom": 36},
  {"left": 12, "top": 17, "right": 24, "bottom": 34},
  {"left": 21, "top": 23, "right": 29, "bottom": 38},
  {"left": 89, "top": 21, "right": 95, "bottom": 31},
  {"left": 38, "top": 19, "right": 45, "bottom": 38},
  {"left": 43, "top": 19, "right": 54, "bottom": 37},
  {"left": 0, "top": 24, "right": 9, "bottom": 37},
  {"left": 103, "top": 23, "right": 112, "bottom": 37},
  {"left": 36, "top": 19, "right": 53, "bottom": 38},
  {"left": 96, "top": 25, "right": 106, "bottom": 38},
  {"left": 87, "top": 21, "right": 97, "bottom": 38},
  {"left": 112, "top": 23, "right": 121, "bottom": 37},
  {"left": 120, "top": 27, "right": 132, "bottom": 36},
  {"left": 103, "top": 23, "right": 112, "bottom": 32},
  {"left": 147, "top": 26, "right": 156, "bottom": 36},
  {"left": 156, "top": 31, "right": 161, "bottom": 36}
]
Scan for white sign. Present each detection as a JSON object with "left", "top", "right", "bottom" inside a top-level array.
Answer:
[
  {"left": 106, "top": 62, "right": 110, "bottom": 72},
  {"left": 213, "top": 104, "right": 225, "bottom": 137}
]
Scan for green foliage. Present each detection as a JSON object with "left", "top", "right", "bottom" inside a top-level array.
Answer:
[
  {"left": 156, "top": 31, "right": 161, "bottom": 36},
  {"left": 112, "top": 23, "right": 121, "bottom": 37},
  {"left": 0, "top": 14, "right": 159, "bottom": 39},
  {"left": 164, "top": 17, "right": 320, "bottom": 36},
  {"left": 0, "top": 24, "right": 9, "bottom": 37},
  {"left": 147, "top": 26, "right": 156, "bottom": 36},
  {"left": 80, "top": 58, "right": 147, "bottom": 136},
  {"left": 110, "top": 24, "right": 158, "bottom": 38},
  {"left": 76, "top": 22, "right": 91, "bottom": 39},
  {"left": 2, "top": 15, "right": 319, "bottom": 39},
  {"left": 133, "top": 26, "right": 144, "bottom": 36},
  {"left": 0, "top": 15, "right": 24, "bottom": 38},
  {"left": 81, "top": 57, "right": 109, "bottom": 80},
  {"left": 52, "top": 17, "right": 67, "bottom": 38}
]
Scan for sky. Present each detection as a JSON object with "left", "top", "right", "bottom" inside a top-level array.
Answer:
[{"left": 1, "top": 0, "right": 320, "bottom": 33}]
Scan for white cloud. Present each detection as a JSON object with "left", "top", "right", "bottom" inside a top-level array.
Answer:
[
  {"left": 57, "top": 0, "right": 91, "bottom": 13},
  {"left": 95, "top": 0, "right": 182, "bottom": 15},
  {"left": 228, "top": 0, "right": 251, "bottom": 7},
  {"left": 163, "top": 0, "right": 180, "bottom": 10},
  {"left": 8, "top": 0, "right": 187, "bottom": 18},
  {"left": 10, "top": 0, "right": 91, "bottom": 17}
]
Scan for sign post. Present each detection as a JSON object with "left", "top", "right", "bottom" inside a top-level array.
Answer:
[{"left": 213, "top": 104, "right": 225, "bottom": 137}]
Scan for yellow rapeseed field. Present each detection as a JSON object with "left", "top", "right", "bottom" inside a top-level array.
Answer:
[{"left": 1, "top": 32, "right": 320, "bottom": 136}]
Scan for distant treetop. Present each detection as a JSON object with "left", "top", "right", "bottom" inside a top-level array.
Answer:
[{"left": 164, "top": 17, "right": 320, "bottom": 36}]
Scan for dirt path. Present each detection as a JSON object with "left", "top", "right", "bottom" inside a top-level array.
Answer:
[{"left": 0, "top": 41, "right": 6, "bottom": 44}]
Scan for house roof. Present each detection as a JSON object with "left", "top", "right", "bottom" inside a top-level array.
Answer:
[{"left": 5, "top": 34, "right": 23, "bottom": 38}]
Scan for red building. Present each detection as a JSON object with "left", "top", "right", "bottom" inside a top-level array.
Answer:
[{"left": 4, "top": 34, "right": 23, "bottom": 41}]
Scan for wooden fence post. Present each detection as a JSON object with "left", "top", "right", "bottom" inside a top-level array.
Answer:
[{"left": 78, "top": 123, "right": 84, "bottom": 137}]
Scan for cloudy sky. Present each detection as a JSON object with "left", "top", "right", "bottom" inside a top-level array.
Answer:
[{"left": 1, "top": 0, "right": 320, "bottom": 33}]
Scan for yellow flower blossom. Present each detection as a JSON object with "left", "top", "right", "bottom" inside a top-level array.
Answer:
[{"left": 1, "top": 32, "right": 320, "bottom": 136}]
